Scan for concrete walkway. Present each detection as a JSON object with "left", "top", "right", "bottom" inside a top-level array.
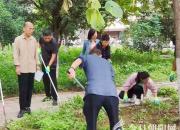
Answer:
[
  {"left": 0, "top": 91, "right": 84, "bottom": 127},
  {"left": 0, "top": 82, "right": 178, "bottom": 127}
]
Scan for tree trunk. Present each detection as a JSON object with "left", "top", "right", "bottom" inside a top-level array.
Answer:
[
  {"left": 51, "top": 21, "right": 60, "bottom": 42},
  {"left": 173, "top": 0, "right": 180, "bottom": 115}
]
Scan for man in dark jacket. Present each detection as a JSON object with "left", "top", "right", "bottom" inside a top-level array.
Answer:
[{"left": 39, "top": 30, "right": 58, "bottom": 106}]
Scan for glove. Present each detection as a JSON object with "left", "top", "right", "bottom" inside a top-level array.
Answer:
[
  {"left": 123, "top": 92, "right": 128, "bottom": 102},
  {"left": 37, "top": 48, "right": 42, "bottom": 55},
  {"left": 169, "top": 72, "right": 176, "bottom": 82},
  {"left": 45, "top": 66, "right": 50, "bottom": 74},
  {"left": 153, "top": 97, "right": 160, "bottom": 105}
]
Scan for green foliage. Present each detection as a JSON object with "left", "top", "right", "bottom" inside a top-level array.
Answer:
[
  {"left": 0, "top": 0, "right": 29, "bottom": 45},
  {"left": 86, "top": 0, "right": 123, "bottom": 31},
  {"left": 116, "top": 0, "right": 174, "bottom": 39},
  {"left": 128, "top": 14, "right": 163, "bottom": 51},
  {"left": 105, "top": 0, "right": 123, "bottom": 18},
  {"left": 0, "top": 46, "right": 172, "bottom": 96},
  {"left": 170, "top": 93, "right": 179, "bottom": 103},
  {"left": 58, "top": 47, "right": 86, "bottom": 89},
  {"left": 125, "top": 124, "right": 142, "bottom": 130},
  {"left": 62, "top": 0, "right": 73, "bottom": 13},
  {"left": 19, "top": 0, "right": 87, "bottom": 40},
  {"left": 112, "top": 48, "right": 172, "bottom": 84},
  {"left": 0, "top": 46, "right": 18, "bottom": 95},
  {"left": 86, "top": 8, "right": 105, "bottom": 31},
  {"left": 158, "top": 86, "right": 179, "bottom": 103},
  {"left": 7, "top": 96, "right": 108, "bottom": 130},
  {"left": 7, "top": 95, "right": 179, "bottom": 129},
  {"left": 158, "top": 86, "right": 177, "bottom": 97},
  {"left": 86, "top": 0, "right": 105, "bottom": 31}
]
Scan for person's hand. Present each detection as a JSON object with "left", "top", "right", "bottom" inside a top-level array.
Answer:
[
  {"left": 123, "top": 92, "right": 128, "bottom": 102},
  {"left": 16, "top": 65, "right": 21, "bottom": 75},
  {"left": 45, "top": 66, "right": 50, "bottom": 74},
  {"left": 169, "top": 72, "right": 176, "bottom": 82},
  {"left": 153, "top": 97, "right": 160, "bottom": 105},
  {"left": 36, "top": 65, "right": 41, "bottom": 71},
  {"left": 67, "top": 68, "right": 75, "bottom": 79}
]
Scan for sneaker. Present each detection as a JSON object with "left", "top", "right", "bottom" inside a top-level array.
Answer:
[
  {"left": 128, "top": 98, "right": 135, "bottom": 103},
  {"left": 135, "top": 99, "right": 141, "bottom": 105},
  {"left": 52, "top": 100, "right": 58, "bottom": 106},
  {"left": 42, "top": 96, "right": 52, "bottom": 102},
  {"left": 17, "top": 110, "right": 26, "bottom": 118},
  {"left": 128, "top": 94, "right": 136, "bottom": 103}
]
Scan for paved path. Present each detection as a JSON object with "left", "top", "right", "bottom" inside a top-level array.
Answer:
[
  {"left": 0, "top": 92, "right": 84, "bottom": 127},
  {"left": 0, "top": 82, "right": 178, "bottom": 127}
]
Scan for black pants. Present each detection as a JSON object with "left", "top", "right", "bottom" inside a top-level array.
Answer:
[
  {"left": 18, "top": 73, "right": 34, "bottom": 110},
  {"left": 119, "top": 84, "right": 144, "bottom": 99},
  {"left": 83, "top": 94, "right": 120, "bottom": 130},
  {"left": 42, "top": 67, "right": 57, "bottom": 101}
]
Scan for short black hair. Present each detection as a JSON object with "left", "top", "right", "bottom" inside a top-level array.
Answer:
[
  {"left": 88, "top": 29, "right": 97, "bottom": 40},
  {"left": 43, "top": 30, "right": 53, "bottom": 36},
  {"left": 101, "top": 34, "right": 110, "bottom": 41},
  {"left": 135, "top": 71, "right": 150, "bottom": 83}
]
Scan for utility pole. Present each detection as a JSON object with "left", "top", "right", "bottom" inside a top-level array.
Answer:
[{"left": 172, "top": 0, "right": 180, "bottom": 115}]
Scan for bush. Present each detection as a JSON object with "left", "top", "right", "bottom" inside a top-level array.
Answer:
[
  {"left": 158, "top": 86, "right": 177, "bottom": 97},
  {"left": 0, "top": 46, "right": 18, "bottom": 96},
  {"left": 0, "top": 46, "right": 173, "bottom": 96},
  {"left": 127, "top": 14, "right": 164, "bottom": 51}
]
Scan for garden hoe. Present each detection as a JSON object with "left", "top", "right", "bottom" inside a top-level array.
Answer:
[
  {"left": 39, "top": 54, "right": 60, "bottom": 104},
  {"left": 0, "top": 80, "right": 7, "bottom": 125}
]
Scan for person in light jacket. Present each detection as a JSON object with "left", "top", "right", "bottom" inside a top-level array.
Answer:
[
  {"left": 13, "top": 22, "right": 39, "bottom": 118},
  {"left": 119, "top": 71, "right": 159, "bottom": 105}
]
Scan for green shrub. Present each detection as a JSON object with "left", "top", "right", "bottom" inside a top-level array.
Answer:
[
  {"left": 0, "top": 46, "right": 173, "bottom": 96},
  {"left": 158, "top": 86, "right": 177, "bottom": 97},
  {"left": 0, "top": 46, "right": 18, "bottom": 96}
]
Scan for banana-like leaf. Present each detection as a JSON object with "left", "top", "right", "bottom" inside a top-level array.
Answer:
[
  {"left": 86, "top": 0, "right": 101, "bottom": 9},
  {"left": 105, "top": 0, "right": 123, "bottom": 18},
  {"left": 62, "top": 0, "right": 73, "bottom": 13},
  {"left": 132, "top": 0, "right": 136, "bottom": 7},
  {"left": 86, "top": 8, "right": 105, "bottom": 31}
]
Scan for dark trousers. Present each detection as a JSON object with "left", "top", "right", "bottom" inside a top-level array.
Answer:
[
  {"left": 18, "top": 73, "right": 34, "bottom": 110},
  {"left": 42, "top": 67, "right": 57, "bottom": 101},
  {"left": 119, "top": 84, "right": 144, "bottom": 99},
  {"left": 83, "top": 94, "right": 120, "bottom": 130}
]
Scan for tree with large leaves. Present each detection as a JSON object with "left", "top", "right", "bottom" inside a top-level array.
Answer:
[
  {"left": 18, "top": 0, "right": 123, "bottom": 41},
  {"left": 116, "top": 0, "right": 174, "bottom": 40},
  {"left": 19, "top": 0, "right": 87, "bottom": 41}
]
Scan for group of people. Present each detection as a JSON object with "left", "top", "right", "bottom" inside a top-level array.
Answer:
[
  {"left": 13, "top": 22, "right": 159, "bottom": 130},
  {"left": 13, "top": 22, "right": 59, "bottom": 118}
]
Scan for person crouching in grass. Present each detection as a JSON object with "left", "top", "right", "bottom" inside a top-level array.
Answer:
[{"left": 119, "top": 71, "right": 159, "bottom": 105}]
